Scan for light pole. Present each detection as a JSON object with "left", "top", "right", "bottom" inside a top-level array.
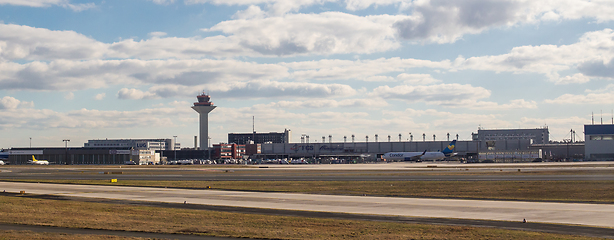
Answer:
[
  {"left": 29, "top": 137, "right": 32, "bottom": 148},
  {"left": 173, "top": 136, "right": 177, "bottom": 162},
  {"left": 63, "top": 139, "right": 70, "bottom": 165},
  {"left": 208, "top": 136, "right": 211, "bottom": 160}
]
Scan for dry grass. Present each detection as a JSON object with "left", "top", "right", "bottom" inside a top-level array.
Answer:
[
  {"left": 9, "top": 179, "right": 614, "bottom": 203},
  {"left": 0, "top": 195, "right": 604, "bottom": 240},
  {"left": 0, "top": 230, "right": 144, "bottom": 240}
]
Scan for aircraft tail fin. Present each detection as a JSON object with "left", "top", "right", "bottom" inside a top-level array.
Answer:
[
  {"left": 32, "top": 155, "right": 37, "bottom": 161},
  {"left": 442, "top": 140, "right": 457, "bottom": 156}
]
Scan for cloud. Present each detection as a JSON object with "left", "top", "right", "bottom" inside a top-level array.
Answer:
[
  {"left": 396, "top": 73, "right": 441, "bottom": 85},
  {"left": 117, "top": 88, "right": 158, "bottom": 100},
  {"left": 371, "top": 83, "right": 490, "bottom": 106},
  {"left": 0, "top": 58, "right": 288, "bottom": 91},
  {"left": 264, "top": 98, "right": 388, "bottom": 109},
  {"left": 393, "top": 0, "right": 522, "bottom": 43},
  {"left": 285, "top": 58, "right": 448, "bottom": 81},
  {"left": 467, "top": 99, "right": 538, "bottom": 110},
  {"left": 64, "top": 92, "right": 74, "bottom": 100},
  {"left": 551, "top": 73, "right": 591, "bottom": 84},
  {"left": 0, "top": 96, "right": 34, "bottom": 110},
  {"left": 452, "top": 29, "right": 614, "bottom": 84},
  {"left": 578, "top": 58, "right": 614, "bottom": 79},
  {"left": 94, "top": 93, "right": 105, "bottom": 100},
  {"left": 115, "top": 80, "right": 357, "bottom": 100},
  {"left": 0, "top": 24, "right": 107, "bottom": 61},
  {"left": 148, "top": 31, "right": 168, "bottom": 38},
  {"left": 0, "top": 105, "right": 192, "bottom": 130},
  {"left": 0, "top": 0, "right": 95, "bottom": 11},
  {"left": 544, "top": 84, "right": 614, "bottom": 105},
  {"left": 148, "top": 0, "right": 176, "bottom": 5},
  {"left": 207, "top": 12, "right": 402, "bottom": 56}
]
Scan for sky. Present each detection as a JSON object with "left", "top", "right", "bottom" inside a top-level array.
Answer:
[{"left": 1, "top": 0, "right": 614, "bottom": 149}]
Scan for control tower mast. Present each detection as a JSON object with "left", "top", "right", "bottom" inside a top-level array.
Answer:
[{"left": 191, "top": 92, "right": 216, "bottom": 150}]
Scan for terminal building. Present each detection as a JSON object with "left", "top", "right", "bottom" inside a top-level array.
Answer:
[
  {"left": 584, "top": 124, "right": 614, "bottom": 160},
  {"left": 228, "top": 129, "right": 291, "bottom": 144},
  {"left": 84, "top": 138, "right": 179, "bottom": 151}
]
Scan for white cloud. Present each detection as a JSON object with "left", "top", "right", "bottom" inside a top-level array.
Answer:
[
  {"left": 371, "top": 83, "right": 490, "bottom": 106},
  {"left": 94, "top": 93, "right": 106, "bottom": 100},
  {"left": 64, "top": 92, "right": 74, "bottom": 100},
  {"left": 117, "top": 88, "right": 158, "bottom": 100},
  {"left": 0, "top": 105, "right": 192, "bottom": 130},
  {"left": 148, "top": 0, "right": 176, "bottom": 4},
  {"left": 0, "top": 58, "right": 288, "bottom": 91},
  {"left": 0, "top": 96, "right": 33, "bottom": 110},
  {"left": 0, "top": 24, "right": 107, "bottom": 61},
  {"left": 206, "top": 12, "right": 402, "bottom": 56},
  {"left": 544, "top": 84, "right": 614, "bottom": 105},
  {"left": 0, "top": 96, "right": 21, "bottom": 109},
  {"left": 148, "top": 31, "right": 168, "bottom": 38},
  {"left": 453, "top": 29, "right": 614, "bottom": 84},
  {"left": 285, "top": 58, "right": 448, "bottom": 81},
  {"left": 552, "top": 73, "right": 591, "bottom": 85},
  {"left": 128, "top": 80, "right": 358, "bottom": 99},
  {"left": 396, "top": 73, "right": 441, "bottom": 85},
  {"left": 264, "top": 98, "right": 388, "bottom": 109},
  {"left": 467, "top": 99, "right": 538, "bottom": 110},
  {"left": 0, "top": 0, "right": 95, "bottom": 11}
]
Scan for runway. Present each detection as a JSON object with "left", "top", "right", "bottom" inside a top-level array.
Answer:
[
  {"left": 2, "top": 181, "right": 614, "bottom": 230},
  {"left": 1, "top": 162, "right": 614, "bottom": 181}
]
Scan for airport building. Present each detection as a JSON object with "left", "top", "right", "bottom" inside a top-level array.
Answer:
[
  {"left": 472, "top": 127, "right": 550, "bottom": 145},
  {"left": 7, "top": 147, "right": 135, "bottom": 165},
  {"left": 228, "top": 129, "right": 292, "bottom": 144},
  {"left": 584, "top": 124, "right": 614, "bottom": 160},
  {"left": 255, "top": 140, "right": 480, "bottom": 162},
  {"left": 84, "top": 138, "right": 179, "bottom": 151},
  {"left": 212, "top": 143, "right": 246, "bottom": 160}
]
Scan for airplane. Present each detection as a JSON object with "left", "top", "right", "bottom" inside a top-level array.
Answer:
[
  {"left": 0, "top": 150, "right": 9, "bottom": 165},
  {"left": 381, "top": 140, "right": 457, "bottom": 162},
  {"left": 28, "top": 155, "right": 50, "bottom": 165}
]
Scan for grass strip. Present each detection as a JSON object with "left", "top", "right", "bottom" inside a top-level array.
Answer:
[
  {"left": 0, "top": 230, "right": 144, "bottom": 240},
  {"left": 0, "top": 195, "right": 605, "bottom": 240},
  {"left": 6, "top": 179, "right": 614, "bottom": 203}
]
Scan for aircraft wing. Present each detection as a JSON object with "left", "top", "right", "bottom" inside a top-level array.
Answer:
[{"left": 406, "top": 150, "right": 427, "bottom": 161}]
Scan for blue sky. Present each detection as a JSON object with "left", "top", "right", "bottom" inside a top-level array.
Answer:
[{"left": 2, "top": 0, "right": 614, "bottom": 148}]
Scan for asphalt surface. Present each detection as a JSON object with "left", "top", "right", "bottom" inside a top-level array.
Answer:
[
  {"left": 4, "top": 192, "right": 614, "bottom": 239},
  {"left": 3, "top": 182, "right": 614, "bottom": 232},
  {"left": 1, "top": 163, "right": 614, "bottom": 239},
  {"left": 1, "top": 165, "right": 614, "bottom": 181}
]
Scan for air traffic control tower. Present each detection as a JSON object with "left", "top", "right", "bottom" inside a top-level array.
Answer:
[{"left": 192, "top": 92, "right": 216, "bottom": 150}]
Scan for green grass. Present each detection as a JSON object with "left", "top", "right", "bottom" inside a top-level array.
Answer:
[
  {"left": 6, "top": 179, "right": 614, "bottom": 203},
  {"left": 0, "top": 195, "right": 605, "bottom": 240}
]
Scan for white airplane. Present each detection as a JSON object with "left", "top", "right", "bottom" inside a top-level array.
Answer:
[
  {"left": 0, "top": 160, "right": 5, "bottom": 165},
  {"left": 28, "top": 155, "right": 50, "bottom": 165},
  {"left": 382, "top": 140, "right": 457, "bottom": 162}
]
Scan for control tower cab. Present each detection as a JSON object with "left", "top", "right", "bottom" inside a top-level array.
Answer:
[
  {"left": 192, "top": 92, "right": 216, "bottom": 150},
  {"left": 194, "top": 93, "right": 214, "bottom": 106}
]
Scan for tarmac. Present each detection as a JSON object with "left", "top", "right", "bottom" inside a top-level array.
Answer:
[{"left": 2, "top": 181, "right": 614, "bottom": 229}]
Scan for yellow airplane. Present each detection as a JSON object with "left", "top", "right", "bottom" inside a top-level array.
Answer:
[{"left": 28, "top": 155, "right": 49, "bottom": 165}]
